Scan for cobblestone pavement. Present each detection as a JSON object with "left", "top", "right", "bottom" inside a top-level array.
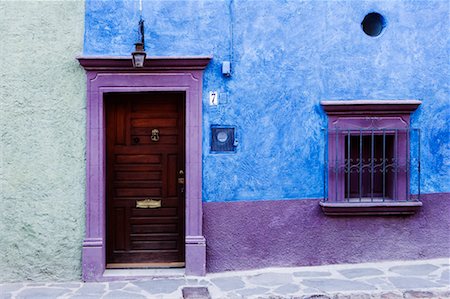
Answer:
[{"left": 1, "top": 258, "right": 449, "bottom": 299}]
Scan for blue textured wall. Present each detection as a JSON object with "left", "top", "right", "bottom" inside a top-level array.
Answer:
[{"left": 84, "top": 0, "right": 449, "bottom": 202}]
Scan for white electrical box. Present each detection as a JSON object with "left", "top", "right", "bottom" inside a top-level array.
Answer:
[{"left": 222, "top": 61, "right": 231, "bottom": 77}]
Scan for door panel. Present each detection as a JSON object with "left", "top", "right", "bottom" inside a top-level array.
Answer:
[{"left": 106, "top": 92, "right": 185, "bottom": 266}]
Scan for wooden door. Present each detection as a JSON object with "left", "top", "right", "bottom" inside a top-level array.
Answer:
[{"left": 105, "top": 92, "right": 185, "bottom": 268}]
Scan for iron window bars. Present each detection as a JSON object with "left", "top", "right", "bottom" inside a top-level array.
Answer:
[{"left": 321, "top": 128, "right": 421, "bottom": 214}]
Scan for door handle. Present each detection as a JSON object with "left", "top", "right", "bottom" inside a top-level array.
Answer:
[
  {"left": 178, "top": 170, "right": 184, "bottom": 184},
  {"left": 178, "top": 170, "right": 185, "bottom": 193}
]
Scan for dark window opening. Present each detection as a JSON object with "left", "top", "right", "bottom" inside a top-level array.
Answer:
[{"left": 344, "top": 134, "right": 395, "bottom": 200}]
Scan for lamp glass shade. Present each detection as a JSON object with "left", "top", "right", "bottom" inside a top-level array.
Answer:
[{"left": 132, "top": 51, "right": 146, "bottom": 68}]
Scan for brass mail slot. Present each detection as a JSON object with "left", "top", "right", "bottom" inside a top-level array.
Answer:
[{"left": 136, "top": 199, "right": 161, "bottom": 209}]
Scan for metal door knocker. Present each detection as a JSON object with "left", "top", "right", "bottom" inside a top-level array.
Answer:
[{"left": 151, "top": 129, "right": 160, "bottom": 142}]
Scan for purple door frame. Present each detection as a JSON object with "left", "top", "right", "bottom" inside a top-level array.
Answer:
[{"left": 77, "top": 56, "right": 211, "bottom": 281}]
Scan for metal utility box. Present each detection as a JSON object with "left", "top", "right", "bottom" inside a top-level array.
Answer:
[{"left": 211, "top": 126, "right": 237, "bottom": 153}]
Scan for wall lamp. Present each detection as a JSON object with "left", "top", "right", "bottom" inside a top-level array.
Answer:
[{"left": 132, "top": 19, "right": 146, "bottom": 68}]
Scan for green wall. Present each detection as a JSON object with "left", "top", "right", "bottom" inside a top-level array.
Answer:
[{"left": 0, "top": 0, "right": 85, "bottom": 282}]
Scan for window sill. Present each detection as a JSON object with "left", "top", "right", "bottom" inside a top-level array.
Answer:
[{"left": 319, "top": 200, "right": 422, "bottom": 216}]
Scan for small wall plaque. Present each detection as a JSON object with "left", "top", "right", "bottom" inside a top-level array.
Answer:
[{"left": 209, "top": 91, "right": 218, "bottom": 106}]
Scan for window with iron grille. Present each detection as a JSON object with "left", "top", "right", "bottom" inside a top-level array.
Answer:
[{"left": 320, "top": 100, "right": 422, "bottom": 216}]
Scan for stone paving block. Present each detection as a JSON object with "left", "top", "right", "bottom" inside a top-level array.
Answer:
[
  {"left": 293, "top": 271, "right": 332, "bottom": 278},
  {"left": 338, "top": 268, "right": 383, "bottom": 279},
  {"left": 108, "top": 281, "right": 128, "bottom": 290},
  {"left": 361, "top": 277, "right": 396, "bottom": 292},
  {"left": 333, "top": 293, "right": 372, "bottom": 299},
  {"left": 216, "top": 292, "right": 242, "bottom": 299},
  {"left": 16, "top": 287, "right": 70, "bottom": 299},
  {"left": 302, "top": 295, "right": 331, "bottom": 299},
  {"left": 302, "top": 279, "right": 376, "bottom": 292},
  {"left": 388, "top": 276, "right": 442, "bottom": 289},
  {"left": 103, "top": 290, "right": 147, "bottom": 299},
  {"left": 379, "top": 292, "right": 404, "bottom": 299},
  {"left": 303, "top": 288, "right": 323, "bottom": 294},
  {"left": 403, "top": 290, "right": 441, "bottom": 298},
  {"left": 235, "top": 286, "right": 270, "bottom": 297},
  {"left": 0, "top": 283, "right": 24, "bottom": 293},
  {"left": 25, "top": 283, "right": 47, "bottom": 287},
  {"left": 388, "top": 264, "right": 439, "bottom": 276},
  {"left": 48, "top": 282, "right": 81, "bottom": 289},
  {"left": 186, "top": 279, "right": 212, "bottom": 287},
  {"left": 122, "top": 284, "right": 142, "bottom": 293},
  {"left": 363, "top": 277, "right": 387, "bottom": 285},
  {"left": 186, "top": 279, "right": 199, "bottom": 285},
  {"left": 73, "top": 282, "right": 106, "bottom": 295},
  {"left": 441, "top": 269, "right": 449, "bottom": 281},
  {"left": 247, "top": 273, "right": 293, "bottom": 286},
  {"left": 132, "top": 279, "right": 185, "bottom": 294},
  {"left": 274, "top": 283, "right": 300, "bottom": 294},
  {"left": 377, "top": 284, "right": 396, "bottom": 291},
  {"left": 1, "top": 258, "right": 449, "bottom": 299},
  {"left": 182, "top": 287, "right": 211, "bottom": 299},
  {"left": 258, "top": 295, "right": 288, "bottom": 299},
  {"left": 437, "top": 290, "right": 450, "bottom": 298},
  {"left": 210, "top": 276, "right": 245, "bottom": 291}
]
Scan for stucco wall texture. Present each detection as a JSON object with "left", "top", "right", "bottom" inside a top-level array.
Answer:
[
  {"left": 83, "top": 0, "right": 450, "bottom": 202},
  {"left": 204, "top": 193, "right": 450, "bottom": 272},
  {"left": 0, "top": 1, "right": 85, "bottom": 282}
]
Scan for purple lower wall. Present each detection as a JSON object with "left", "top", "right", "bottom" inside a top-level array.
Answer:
[{"left": 203, "top": 193, "right": 450, "bottom": 273}]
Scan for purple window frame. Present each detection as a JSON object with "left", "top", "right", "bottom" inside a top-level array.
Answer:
[
  {"left": 77, "top": 56, "right": 211, "bottom": 281},
  {"left": 320, "top": 100, "right": 422, "bottom": 215}
]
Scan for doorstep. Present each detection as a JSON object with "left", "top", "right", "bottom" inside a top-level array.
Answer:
[{"left": 102, "top": 268, "right": 185, "bottom": 281}]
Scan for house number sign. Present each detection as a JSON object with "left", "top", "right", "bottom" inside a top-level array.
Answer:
[
  {"left": 151, "top": 129, "right": 160, "bottom": 142},
  {"left": 209, "top": 91, "right": 218, "bottom": 106}
]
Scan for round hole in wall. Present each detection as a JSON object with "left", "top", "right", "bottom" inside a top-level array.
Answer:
[
  {"left": 361, "top": 12, "right": 386, "bottom": 37},
  {"left": 217, "top": 131, "right": 228, "bottom": 143}
]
